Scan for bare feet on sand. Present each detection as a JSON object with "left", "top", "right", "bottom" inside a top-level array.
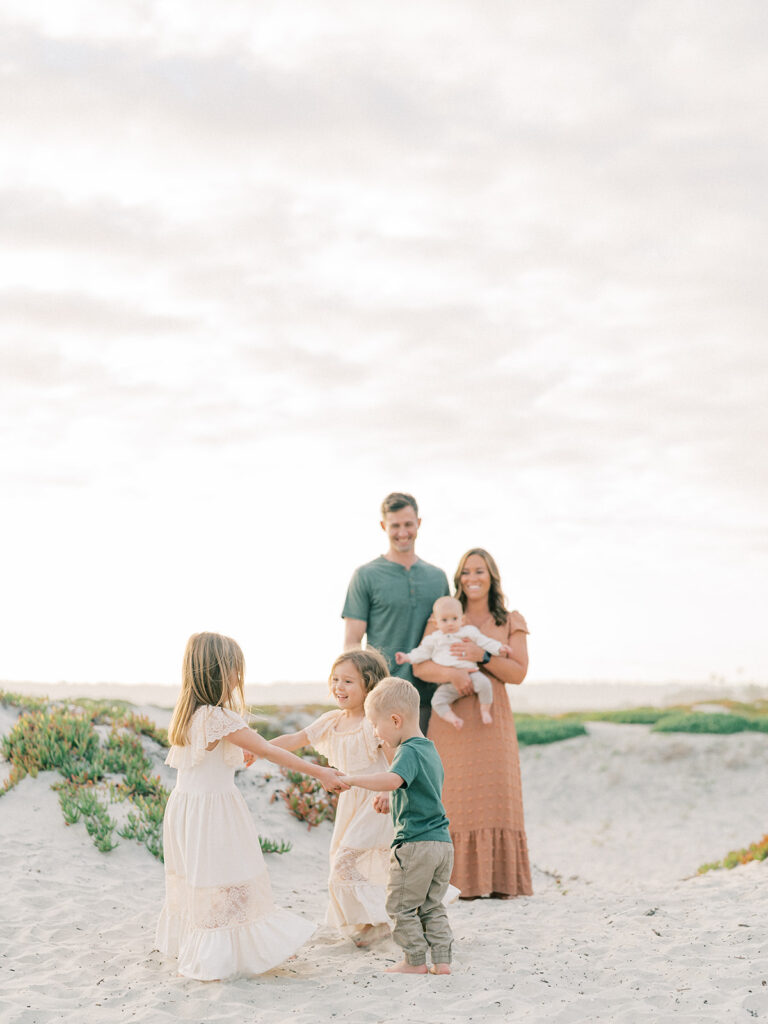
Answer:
[
  {"left": 352, "top": 923, "right": 390, "bottom": 948},
  {"left": 429, "top": 964, "right": 451, "bottom": 975},
  {"left": 385, "top": 961, "right": 428, "bottom": 974},
  {"left": 480, "top": 706, "right": 493, "bottom": 725}
]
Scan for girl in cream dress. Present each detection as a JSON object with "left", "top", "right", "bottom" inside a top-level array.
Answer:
[
  {"left": 156, "top": 632, "right": 344, "bottom": 980},
  {"left": 271, "top": 649, "right": 393, "bottom": 947}
]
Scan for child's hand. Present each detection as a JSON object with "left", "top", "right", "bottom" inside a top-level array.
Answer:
[
  {"left": 318, "top": 767, "right": 349, "bottom": 793},
  {"left": 499, "top": 644, "right": 514, "bottom": 658},
  {"left": 394, "top": 652, "right": 408, "bottom": 665},
  {"left": 372, "top": 794, "right": 389, "bottom": 814},
  {"left": 242, "top": 750, "right": 257, "bottom": 768}
]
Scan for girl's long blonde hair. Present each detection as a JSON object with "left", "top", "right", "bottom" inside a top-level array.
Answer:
[{"left": 168, "top": 632, "right": 246, "bottom": 746}]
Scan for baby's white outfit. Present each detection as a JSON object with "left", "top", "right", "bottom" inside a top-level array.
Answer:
[{"left": 407, "top": 625, "right": 503, "bottom": 716}]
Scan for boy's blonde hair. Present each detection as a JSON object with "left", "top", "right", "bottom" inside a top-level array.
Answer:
[
  {"left": 329, "top": 647, "right": 389, "bottom": 695},
  {"left": 364, "top": 676, "right": 420, "bottom": 719},
  {"left": 169, "top": 632, "right": 246, "bottom": 745}
]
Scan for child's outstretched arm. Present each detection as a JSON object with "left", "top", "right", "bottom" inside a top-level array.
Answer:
[
  {"left": 242, "top": 728, "right": 309, "bottom": 767},
  {"left": 269, "top": 728, "right": 310, "bottom": 752},
  {"left": 227, "top": 727, "right": 348, "bottom": 793},
  {"left": 340, "top": 770, "right": 404, "bottom": 792}
]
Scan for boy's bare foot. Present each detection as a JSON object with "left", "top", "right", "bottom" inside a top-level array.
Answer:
[
  {"left": 480, "top": 706, "right": 493, "bottom": 725},
  {"left": 385, "top": 961, "right": 428, "bottom": 974},
  {"left": 352, "top": 923, "right": 390, "bottom": 948},
  {"left": 429, "top": 963, "right": 451, "bottom": 975}
]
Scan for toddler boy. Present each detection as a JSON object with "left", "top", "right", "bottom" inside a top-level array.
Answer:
[{"left": 340, "top": 676, "right": 454, "bottom": 974}]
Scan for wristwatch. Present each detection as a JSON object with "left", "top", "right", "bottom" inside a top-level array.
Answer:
[{"left": 481, "top": 650, "right": 492, "bottom": 665}]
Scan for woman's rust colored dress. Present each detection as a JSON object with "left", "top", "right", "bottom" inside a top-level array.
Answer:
[{"left": 427, "top": 610, "right": 533, "bottom": 899}]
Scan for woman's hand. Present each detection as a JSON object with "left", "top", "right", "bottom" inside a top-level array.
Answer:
[
  {"left": 449, "top": 637, "right": 485, "bottom": 662},
  {"left": 447, "top": 668, "right": 475, "bottom": 697}
]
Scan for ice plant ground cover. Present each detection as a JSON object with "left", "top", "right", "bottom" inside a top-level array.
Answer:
[{"left": 2, "top": 691, "right": 766, "bottom": 872}]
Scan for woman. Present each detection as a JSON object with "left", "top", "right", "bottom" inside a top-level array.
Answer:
[{"left": 412, "top": 548, "right": 532, "bottom": 899}]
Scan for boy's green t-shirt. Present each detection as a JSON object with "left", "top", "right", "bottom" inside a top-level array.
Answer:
[{"left": 389, "top": 737, "right": 451, "bottom": 846}]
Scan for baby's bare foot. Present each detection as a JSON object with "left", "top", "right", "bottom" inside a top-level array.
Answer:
[
  {"left": 444, "top": 714, "right": 463, "bottom": 730},
  {"left": 429, "top": 963, "right": 451, "bottom": 975},
  {"left": 385, "top": 961, "right": 428, "bottom": 974},
  {"left": 480, "top": 707, "right": 493, "bottom": 725}
]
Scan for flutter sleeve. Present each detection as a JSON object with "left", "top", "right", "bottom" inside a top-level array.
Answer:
[
  {"left": 165, "top": 706, "right": 248, "bottom": 769},
  {"left": 360, "top": 715, "right": 384, "bottom": 763},
  {"left": 507, "top": 610, "right": 530, "bottom": 639},
  {"left": 304, "top": 709, "right": 342, "bottom": 760}
]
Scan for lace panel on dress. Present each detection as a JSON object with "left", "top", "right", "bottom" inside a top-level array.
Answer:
[
  {"left": 331, "top": 846, "right": 390, "bottom": 887},
  {"left": 165, "top": 871, "right": 274, "bottom": 930}
]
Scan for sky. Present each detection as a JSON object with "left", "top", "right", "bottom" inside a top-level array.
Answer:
[{"left": 1, "top": 1, "right": 766, "bottom": 691}]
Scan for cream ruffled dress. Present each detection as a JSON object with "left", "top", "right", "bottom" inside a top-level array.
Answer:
[
  {"left": 155, "top": 706, "right": 315, "bottom": 980},
  {"left": 304, "top": 710, "right": 393, "bottom": 936}
]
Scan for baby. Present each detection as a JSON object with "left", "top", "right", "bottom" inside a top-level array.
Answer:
[{"left": 396, "top": 596, "right": 512, "bottom": 729}]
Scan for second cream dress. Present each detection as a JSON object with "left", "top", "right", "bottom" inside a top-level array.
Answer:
[{"left": 305, "top": 710, "right": 393, "bottom": 937}]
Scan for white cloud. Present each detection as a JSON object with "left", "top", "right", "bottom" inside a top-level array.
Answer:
[{"left": 0, "top": 1, "right": 766, "bottom": 686}]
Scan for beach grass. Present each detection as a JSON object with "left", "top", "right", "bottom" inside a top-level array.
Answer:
[
  {"left": 698, "top": 833, "right": 768, "bottom": 874},
  {"left": 0, "top": 692, "right": 310, "bottom": 858},
  {"left": 514, "top": 715, "right": 588, "bottom": 745}
]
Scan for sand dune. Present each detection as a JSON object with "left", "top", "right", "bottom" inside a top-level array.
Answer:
[{"left": 1, "top": 709, "right": 766, "bottom": 1023}]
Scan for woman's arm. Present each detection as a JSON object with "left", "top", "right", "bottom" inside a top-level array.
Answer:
[
  {"left": 412, "top": 661, "right": 476, "bottom": 696},
  {"left": 486, "top": 629, "right": 528, "bottom": 686},
  {"left": 226, "top": 727, "right": 347, "bottom": 792},
  {"left": 270, "top": 728, "right": 310, "bottom": 752}
]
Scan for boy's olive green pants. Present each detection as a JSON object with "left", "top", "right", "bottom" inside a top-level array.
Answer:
[{"left": 386, "top": 840, "right": 454, "bottom": 966}]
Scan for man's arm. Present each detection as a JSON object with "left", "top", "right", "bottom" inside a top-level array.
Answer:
[{"left": 344, "top": 618, "right": 367, "bottom": 650}]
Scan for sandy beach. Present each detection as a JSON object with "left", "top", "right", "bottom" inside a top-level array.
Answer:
[{"left": 1, "top": 694, "right": 767, "bottom": 1023}]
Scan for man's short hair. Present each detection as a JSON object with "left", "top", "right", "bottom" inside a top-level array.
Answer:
[
  {"left": 365, "top": 676, "right": 420, "bottom": 719},
  {"left": 380, "top": 492, "right": 419, "bottom": 518}
]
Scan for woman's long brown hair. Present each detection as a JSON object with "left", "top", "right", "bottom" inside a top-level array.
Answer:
[{"left": 453, "top": 548, "right": 508, "bottom": 626}]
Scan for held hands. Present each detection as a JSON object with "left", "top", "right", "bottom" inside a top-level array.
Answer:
[
  {"left": 372, "top": 794, "right": 390, "bottom": 814},
  {"left": 318, "top": 767, "right": 350, "bottom": 793},
  {"left": 394, "top": 651, "right": 409, "bottom": 665}
]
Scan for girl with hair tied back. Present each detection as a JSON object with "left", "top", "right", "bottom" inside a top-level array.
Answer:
[{"left": 156, "top": 631, "right": 346, "bottom": 981}]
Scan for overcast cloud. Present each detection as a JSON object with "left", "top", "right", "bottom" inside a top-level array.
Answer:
[{"left": 1, "top": 1, "right": 766, "bottom": 687}]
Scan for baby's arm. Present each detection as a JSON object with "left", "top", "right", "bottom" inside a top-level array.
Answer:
[
  {"left": 340, "top": 770, "right": 404, "bottom": 792},
  {"left": 397, "top": 635, "right": 435, "bottom": 666},
  {"left": 227, "top": 727, "right": 347, "bottom": 793},
  {"left": 466, "top": 626, "right": 506, "bottom": 656}
]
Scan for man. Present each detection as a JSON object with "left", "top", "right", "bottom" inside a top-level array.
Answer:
[{"left": 342, "top": 492, "right": 450, "bottom": 734}]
